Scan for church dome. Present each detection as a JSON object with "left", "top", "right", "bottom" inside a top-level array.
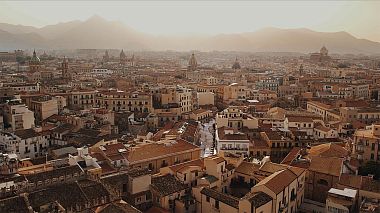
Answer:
[
  {"left": 232, "top": 57, "right": 241, "bottom": 70},
  {"left": 30, "top": 50, "right": 40, "bottom": 63},
  {"left": 120, "top": 49, "right": 126, "bottom": 59},
  {"left": 320, "top": 46, "right": 328, "bottom": 56}
]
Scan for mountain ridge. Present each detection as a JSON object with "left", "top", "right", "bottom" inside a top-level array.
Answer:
[{"left": 1, "top": 16, "right": 380, "bottom": 54}]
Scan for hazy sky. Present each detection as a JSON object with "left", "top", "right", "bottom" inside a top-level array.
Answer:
[{"left": 1, "top": 1, "right": 380, "bottom": 41}]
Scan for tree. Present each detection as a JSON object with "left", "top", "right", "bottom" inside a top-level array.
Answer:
[{"left": 359, "top": 161, "right": 380, "bottom": 180}]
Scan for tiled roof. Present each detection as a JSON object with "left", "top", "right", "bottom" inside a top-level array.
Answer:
[
  {"left": 167, "top": 158, "right": 205, "bottom": 173},
  {"left": 25, "top": 164, "right": 83, "bottom": 183},
  {"left": 242, "top": 191, "right": 272, "bottom": 208},
  {"left": 101, "top": 172, "right": 129, "bottom": 186},
  {"left": 128, "top": 167, "right": 151, "bottom": 178},
  {"left": 226, "top": 164, "right": 236, "bottom": 171},
  {"left": 97, "top": 202, "right": 142, "bottom": 213},
  {"left": 281, "top": 147, "right": 301, "bottom": 165},
  {"left": 28, "top": 182, "right": 87, "bottom": 210},
  {"left": 235, "top": 161, "right": 260, "bottom": 176},
  {"left": 126, "top": 139, "right": 200, "bottom": 163},
  {"left": 200, "top": 187, "right": 239, "bottom": 208},
  {"left": 308, "top": 156, "right": 343, "bottom": 177},
  {"left": 314, "top": 125, "right": 332, "bottom": 132},
  {"left": 77, "top": 179, "right": 110, "bottom": 200},
  {"left": 203, "top": 175, "right": 219, "bottom": 184},
  {"left": 308, "top": 143, "right": 348, "bottom": 158},
  {"left": 256, "top": 169, "right": 297, "bottom": 194},
  {"left": 287, "top": 116, "right": 314, "bottom": 123},
  {"left": 150, "top": 174, "right": 188, "bottom": 196},
  {"left": 14, "top": 128, "right": 40, "bottom": 139},
  {"left": 206, "top": 156, "right": 225, "bottom": 164}
]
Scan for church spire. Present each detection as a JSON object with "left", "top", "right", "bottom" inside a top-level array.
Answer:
[
  {"left": 232, "top": 57, "right": 241, "bottom": 70},
  {"left": 188, "top": 52, "right": 197, "bottom": 71}
]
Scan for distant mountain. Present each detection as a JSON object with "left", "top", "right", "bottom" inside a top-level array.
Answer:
[
  {"left": 0, "top": 16, "right": 380, "bottom": 54},
  {"left": 0, "top": 29, "right": 47, "bottom": 50}
]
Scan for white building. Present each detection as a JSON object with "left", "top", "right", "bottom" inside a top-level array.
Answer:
[
  {"left": 284, "top": 116, "right": 314, "bottom": 136},
  {"left": 216, "top": 127, "right": 250, "bottom": 156},
  {"left": 4, "top": 99, "right": 35, "bottom": 131},
  {"left": 313, "top": 125, "right": 339, "bottom": 139},
  {"left": 175, "top": 86, "right": 193, "bottom": 114},
  {"left": 0, "top": 128, "right": 50, "bottom": 159},
  {"left": 216, "top": 106, "right": 258, "bottom": 130}
]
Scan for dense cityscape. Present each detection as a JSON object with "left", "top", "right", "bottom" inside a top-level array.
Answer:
[{"left": 1, "top": 1, "right": 380, "bottom": 213}]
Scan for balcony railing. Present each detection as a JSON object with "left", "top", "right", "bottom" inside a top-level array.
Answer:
[{"left": 220, "top": 147, "right": 248, "bottom": 151}]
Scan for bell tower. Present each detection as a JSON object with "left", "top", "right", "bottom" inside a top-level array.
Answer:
[{"left": 62, "top": 56, "right": 70, "bottom": 80}]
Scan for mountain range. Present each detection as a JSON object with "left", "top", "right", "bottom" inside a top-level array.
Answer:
[{"left": 1, "top": 15, "right": 380, "bottom": 54}]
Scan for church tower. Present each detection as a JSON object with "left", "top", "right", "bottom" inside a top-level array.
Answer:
[
  {"left": 62, "top": 56, "right": 70, "bottom": 80},
  {"left": 232, "top": 57, "right": 241, "bottom": 70},
  {"left": 29, "top": 50, "right": 41, "bottom": 73},
  {"left": 131, "top": 54, "right": 135, "bottom": 67},
  {"left": 120, "top": 49, "right": 126, "bottom": 64},
  {"left": 188, "top": 53, "right": 197, "bottom": 71},
  {"left": 103, "top": 50, "right": 110, "bottom": 62},
  {"left": 299, "top": 64, "right": 304, "bottom": 76}
]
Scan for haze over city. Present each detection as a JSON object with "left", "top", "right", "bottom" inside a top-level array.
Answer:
[{"left": 1, "top": 1, "right": 380, "bottom": 53}]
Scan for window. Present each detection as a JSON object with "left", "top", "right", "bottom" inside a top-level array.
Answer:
[
  {"left": 195, "top": 171, "right": 198, "bottom": 177},
  {"left": 206, "top": 196, "right": 210, "bottom": 202},
  {"left": 372, "top": 143, "right": 375, "bottom": 151},
  {"left": 215, "top": 200, "right": 219, "bottom": 209},
  {"left": 317, "top": 179, "right": 328, "bottom": 186}
]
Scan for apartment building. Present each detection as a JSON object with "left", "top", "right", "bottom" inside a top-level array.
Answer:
[
  {"left": 250, "top": 89, "right": 277, "bottom": 101},
  {"left": 217, "top": 83, "right": 248, "bottom": 104},
  {"left": 68, "top": 90, "right": 96, "bottom": 110},
  {"left": 307, "top": 101, "right": 332, "bottom": 121},
  {"left": 91, "top": 139, "right": 201, "bottom": 174},
  {"left": 340, "top": 107, "right": 380, "bottom": 124},
  {"left": 0, "top": 128, "right": 50, "bottom": 159},
  {"left": 160, "top": 86, "right": 193, "bottom": 114},
  {"left": 95, "top": 89, "right": 153, "bottom": 112},
  {"left": 216, "top": 127, "right": 250, "bottom": 156},
  {"left": 216, "top": 106, "right": 259, "bottom": 130},
  {"left": 30, "top": 95, "right": 58, "bottom": 123},
  {"left": 352, "top": 124, "right": 380, "bottom": 163},
  {"left": 4, "top": 99, "right": 35, "bottom": 131}
]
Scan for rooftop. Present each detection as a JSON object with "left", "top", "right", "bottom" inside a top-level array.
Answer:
[{"left": 150, "top": 174, "right": 188, "bottom": 196}]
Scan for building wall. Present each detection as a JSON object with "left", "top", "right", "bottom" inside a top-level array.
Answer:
[
  {"left": 306, "top": 171, "right": 339, "bottom": 203},
  {"left": 197, "top": 92, "right": 215, "bottom": 106},
  {"left": 130, "top": 149, "right": 201, "bottom": 173},
  {"left": 326, "top": 197, "right": 350, "bottom": 213},
  {"left": 130, "top": 175, "right": 151, "bottom": 194},
  {"left": 7, "top": 104, "right": 35, "bottom": 131},
  {"left": 200, "top": 193, "right": 239, "bottom": 213}
]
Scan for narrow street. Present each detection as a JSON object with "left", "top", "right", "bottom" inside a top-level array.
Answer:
[{"left": 199, "top": 119, "right": 215, "bottom": 157}]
